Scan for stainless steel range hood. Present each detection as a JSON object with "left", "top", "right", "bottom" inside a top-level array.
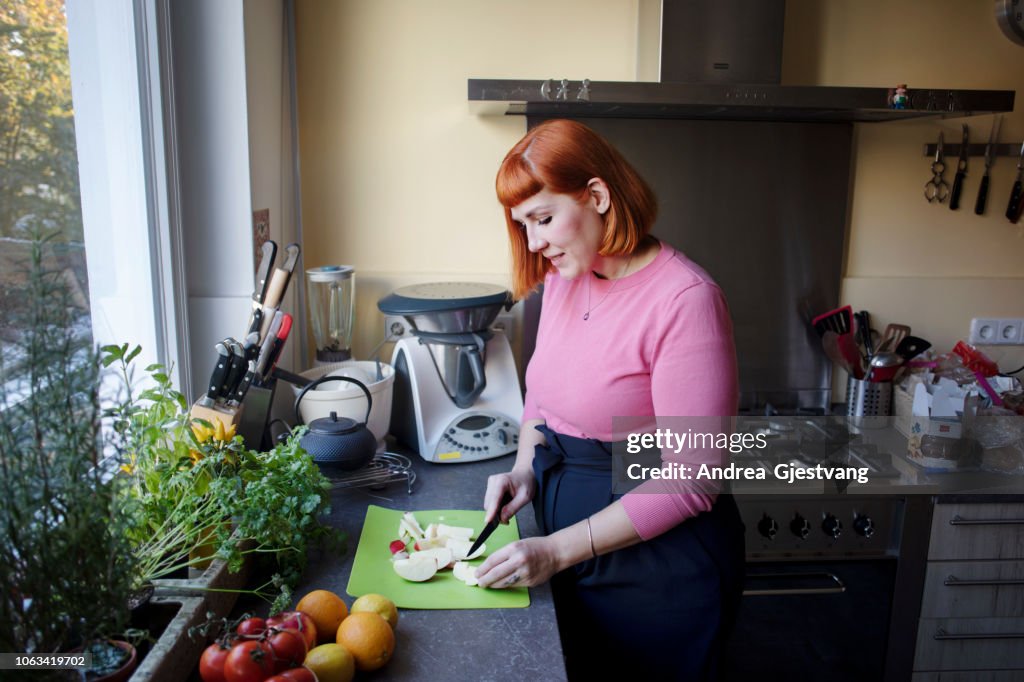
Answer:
[{"left": 468, "top": 1, "right": 1015, "bottom": 123}]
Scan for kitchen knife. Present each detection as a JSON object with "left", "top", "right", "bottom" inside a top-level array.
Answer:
[
  {"left": 262, "top": 243, "right": 301, "bottom": 311},
  {"left": 241, "top": 330, "right": 261, "bottom": 362},
  {"left": 973, "top": 116, "right": 1000, "bottom": 215},
  {"left": 260, "top": 313, "right": 293, "bottom": 382},
  {"left": 467, "top": 490, "right": 514, "bottom": 559},
  {"left": 200, "top": 342, "right": 232, "bottom": 407},
  {"left": 948, "top": 124, "right": 968, "bottom": 210},
  {"left": 1006, "top": 141, "right": 1024, "bottom": 224},
  {"left": 255, "top": 310, "right": 284, "bottom": 377},
  {"left": 228, "top": 360, "right": 258, "bottom": 407},
  {"left": 221, "top": 339, "right": 248, "bottom": 400},
  {"left": 247, "top": 241, "right": 277, "bottom": 336}
]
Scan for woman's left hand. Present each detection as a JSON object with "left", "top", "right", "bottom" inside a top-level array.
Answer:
[{"left": 474, "top": 536, "right": 563, "bottom": 589}]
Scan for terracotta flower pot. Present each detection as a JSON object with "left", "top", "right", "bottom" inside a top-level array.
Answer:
[{"left": 77, "top": 640, "right": 137, "bottom": 682}]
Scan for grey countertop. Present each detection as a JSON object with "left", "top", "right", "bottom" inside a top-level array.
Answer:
[{"left": 296, "top": 451, "right": 567, "bottom": 682}]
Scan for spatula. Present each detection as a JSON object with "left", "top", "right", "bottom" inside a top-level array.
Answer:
[
  {"left": 812, "top": 305, "right": 853, "bottom": 337},
  {"left": 877, "top": 323, "right": 911, "bottom": 353},
  {"left": 894, "top": 335, "right": 931, "bottom": 362}
]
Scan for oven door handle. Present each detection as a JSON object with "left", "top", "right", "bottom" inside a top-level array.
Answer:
[
  {"left": 934, "top": 627, "right": 1024, "bottom": 641},
  {"left": 949, "top": 514, "right": 1024, "bottom": 526},
  {"left": 944, "top": 575, "right": 1024, "bottom": 587},
  {"left": 743, "top": 571, "right": 846, "bottom": 596}
]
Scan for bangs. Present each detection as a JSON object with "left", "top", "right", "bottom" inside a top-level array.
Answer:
[{"left": 495, "top": 153, "right": 544, "bottom": 208}]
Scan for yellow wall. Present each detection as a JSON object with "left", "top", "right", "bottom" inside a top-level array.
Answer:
[{"left": 296, "top": 0, "right": 1024, "bottom": 378}]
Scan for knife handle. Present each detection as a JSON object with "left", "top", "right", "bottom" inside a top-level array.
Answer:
[
  {"left": 204, "top": 343, "right": 232, "bottom": 404},
  {"left": 1008, "top": 179, "right": 1024, "bottom": 223},
  {"left": 974, "top": 174, "right": 989, "bottom": 215},
  {"left": 949, "top": 171, "right": 965, "bottom": 210}
]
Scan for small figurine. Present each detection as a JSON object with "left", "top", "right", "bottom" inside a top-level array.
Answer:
[{"left": 890, "top": 84, "right": 909, "bottom": 109}]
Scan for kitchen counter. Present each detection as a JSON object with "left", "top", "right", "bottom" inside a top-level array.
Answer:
[{"left": 294, "top": 451, "right": 567, "bottom": 682}]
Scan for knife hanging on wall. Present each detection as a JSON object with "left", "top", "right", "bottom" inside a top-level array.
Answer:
[
  {"left": 973, "top": 116, "right": 1000, "bottom": 215},
  {"left": 1007, "top": 141, "right": 1024, "bottom": 224},
  {"left": 948, "top": 124, "right": 969, "bottom": 210}
]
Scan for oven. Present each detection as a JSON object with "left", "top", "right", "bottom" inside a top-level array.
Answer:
[{"left": 719, "top": 413, "right": 933, "bottom": 681}]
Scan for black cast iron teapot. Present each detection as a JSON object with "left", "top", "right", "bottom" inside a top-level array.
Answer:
[{"left": 294, "top": 375, "right": 376, "bottom": 470}]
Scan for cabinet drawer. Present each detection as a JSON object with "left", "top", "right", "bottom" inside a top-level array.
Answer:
[
  {"left": 921, "top": 560, "right": 1024, "bottom": 618},
  {"left": 928, "top": 503, "right": 1024, "bottom": 560},
  {"left": 914, "top": 617, "right": 1024, "bottom": 671},
  {"left": 912, "top": 672, "right": 1024, "bottom": 681}
]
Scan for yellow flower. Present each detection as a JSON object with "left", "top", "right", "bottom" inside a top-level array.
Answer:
[
  {"left": 213, "top": 420, "right": 236, "bottom": 442},
  {"left": 192, "top": 420, "right": 236, "bottom": 444},
  {"left": 119, "top": 453, "right": 137, "bottom": 475},
  {"left": 189, "top": 449, "right": 204, "bottom": 464},
  {"left": 192, "top": 422, "right": 215, "bottom": 443}
]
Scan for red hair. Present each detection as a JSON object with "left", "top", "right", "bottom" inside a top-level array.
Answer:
[{"left": 495, "top": 119, "right": 657, "bottom": 300}]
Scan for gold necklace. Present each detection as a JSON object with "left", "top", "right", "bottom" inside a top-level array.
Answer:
[{"left": 583, "top": 253, "right": 634, "bottom": 321}]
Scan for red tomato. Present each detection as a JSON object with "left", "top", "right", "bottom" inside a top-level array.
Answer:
[
  {"left": 223, "top": 640, "right": 274, "bottom": 682},
  {"left": 198, "top": 643, "right": 232, "bottom": 682},
  {"left": 267, "top": 628, "right": 307, "bottom": 672},
  {"left": 265, "top": 611, "right": 317, "bottom": 651},
  {"left": 236, "top": 617, "right": 267, "bottom": 638},
  {"left": 279, "top": 668, "right": 316, "bottom": 682}
]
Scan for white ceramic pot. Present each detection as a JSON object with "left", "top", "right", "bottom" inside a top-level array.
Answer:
[{"left": 291, "top": 361, "right": 394, "bottom": 449}]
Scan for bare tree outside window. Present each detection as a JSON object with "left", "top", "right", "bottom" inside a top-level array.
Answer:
[{"left": 0, "top": 0, "right": 90, "bottom": 381}]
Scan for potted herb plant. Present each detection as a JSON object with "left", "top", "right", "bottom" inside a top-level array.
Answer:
[{"left": 0, "top": 234, "right": 141, "bottom": 680}]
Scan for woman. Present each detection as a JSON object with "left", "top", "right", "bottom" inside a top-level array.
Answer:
[{"left": 474, "top": 119, "right": 745, "bottom": 681}]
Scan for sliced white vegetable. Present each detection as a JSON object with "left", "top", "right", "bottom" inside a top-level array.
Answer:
[
  {"left": 413, "top": 536, "right": 448, "bottom": 551},
  {"left": 393, "top": 555, "right": 438, "bottom": 582},
  {"left": 447, "top": 538, "right": 485, "bottom": 561},
  {"left": 452, "top": 561, "right": 480, "bottom": 587},
  {"left": 437, "top": 523, "right": 474, "bottom": 540},
  {"left": 424, "top": 523, "right": 438, "bottom": 539}
]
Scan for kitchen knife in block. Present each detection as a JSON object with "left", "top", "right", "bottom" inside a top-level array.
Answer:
[
  {"left": 201, "top": 342, "right": 232, "bottom": 406},
  {"left": 468, "top": 490, "right": 514, "bottom": 558},
  {"left": 259, "top": 243, "right": 301, "bottom": 338}
]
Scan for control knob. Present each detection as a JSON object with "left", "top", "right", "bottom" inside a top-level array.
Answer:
[
  {"left": 790, "top": 514, "right": 810, "bottom": 540},
  {"left": 854, "top": 514, "right": 875, "bottom": 538},
  {"left": 496, "top": 429, "right": 509, "bottom": 446},
  {"left": 822, "top": 513, "right": 842, "bottom": 539},
  {"left": 757, "top": 514, "right": 778, "bottom": 540}
]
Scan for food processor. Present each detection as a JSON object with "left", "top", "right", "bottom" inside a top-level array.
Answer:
[
  {"left": 306, "top": 266, "right": 355, "bottom": 363},
  {"left": 378, "top": 282, "right": 523, "bottom": 463}
]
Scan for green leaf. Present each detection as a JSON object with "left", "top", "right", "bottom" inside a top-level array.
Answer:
[{"left": 125, "top": 345, "right": 142, "bottom": 364}]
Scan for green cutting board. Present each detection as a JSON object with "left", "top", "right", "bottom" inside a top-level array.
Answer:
[{"left": 346, "top": 505, "right": 530, "bottom": 609}]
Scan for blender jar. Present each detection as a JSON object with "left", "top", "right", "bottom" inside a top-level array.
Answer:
[{"left": 306, "top": 266, "right": 355, "bottom": 363}]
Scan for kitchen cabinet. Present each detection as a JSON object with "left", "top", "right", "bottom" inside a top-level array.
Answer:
[{"left": 912, "top": 501, "right": 1024, "bottom": 679}]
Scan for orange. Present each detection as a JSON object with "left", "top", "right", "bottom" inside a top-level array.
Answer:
[
  {"left": 336, "top": 611, "right": 395, "bottom": 671},
  {"left": 350, "top": 593, "right": 399, "bottom": 629},
  {"left": 296, "top": 589, "right": 348, "bottom": 643},
  {"left": 303, "top": 643, "right": 355, "bottom": 682}
]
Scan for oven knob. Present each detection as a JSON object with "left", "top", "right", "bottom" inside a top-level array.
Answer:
[
  {"left": 854, "top": 514, "right": 875, "bottom": 538},
  {"left": 790, "top": 514, "right": 810, "bottom": 540},
  {"left": 496, "top": 429, "right": 509, "bottom": 446},
  {"left": 757, "top": 514, "right": 778, "bottom": 540},
  {"left": 822, "top": 513, "right": 842, "bottom": 539}
]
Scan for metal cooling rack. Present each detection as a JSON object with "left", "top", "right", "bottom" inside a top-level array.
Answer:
[{"left": 327, "top": 452, "right": 416, "bottom": 495}]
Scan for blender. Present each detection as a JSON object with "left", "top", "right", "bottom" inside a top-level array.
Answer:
[
  {"left": 306, "top": 266, "right": 355, "bottom": 364},
  {"left": 378, "top": 282, "right": 523, "bottom": 463}
]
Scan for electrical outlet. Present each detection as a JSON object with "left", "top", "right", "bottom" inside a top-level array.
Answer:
[
  {"left": 970, "top": 317, "right": 1024, "bottom": 345},
  {"left": 383, "top": 315, "right": 409, "bottom": 340}
]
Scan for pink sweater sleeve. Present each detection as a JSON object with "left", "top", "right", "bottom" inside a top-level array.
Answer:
[{"left": 619, "top": 282, "right": 739, "bottom": 540}]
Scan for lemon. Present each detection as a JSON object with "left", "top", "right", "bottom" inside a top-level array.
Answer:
[
  {"left": 351, "top": 593, "right": 399, "bottom": 629},
  {"left": 304, "top": 643, "right": 356, "bottom": 682}
]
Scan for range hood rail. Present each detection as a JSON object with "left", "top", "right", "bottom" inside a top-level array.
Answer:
[{"left": 468, "top": 79, "right": 1015, "bottom": 124}]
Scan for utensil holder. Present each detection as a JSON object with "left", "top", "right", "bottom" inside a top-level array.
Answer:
[{"left": 846, "top": 376, "right": 892, "bottom": 429}]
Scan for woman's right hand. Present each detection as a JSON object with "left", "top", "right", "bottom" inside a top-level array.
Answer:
[{"left": 483, "top": 467, "right": 536, "bottom": 525}]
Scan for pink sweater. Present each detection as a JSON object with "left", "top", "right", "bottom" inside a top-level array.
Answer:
[{"left": 522, "top": 241, "right": 739, "bottom": 540}]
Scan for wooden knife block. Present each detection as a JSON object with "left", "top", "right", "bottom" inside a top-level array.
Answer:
[{"left": 189, "top": 400, "right": 242, "bottom": 432}]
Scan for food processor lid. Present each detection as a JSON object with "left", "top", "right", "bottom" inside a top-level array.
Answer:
[
  {"left": 377, "top": 282, "right": 510, "bottom": 314},
  {"left": 306, "top": 265, "right": 354, "bottom": 283},
  {"left": 308, "top": 411, "right": 359, "bottom": 434}
]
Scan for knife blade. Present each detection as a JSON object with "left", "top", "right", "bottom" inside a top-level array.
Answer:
[
  {"left": 974, "top": 116, "right": 1000, "bottom": 215},
  {"left": 949, "top": 124, "right": 968, "bottom": 210},
  {"left": 467, "top": 490, "right": 514, "bottom": 558},
  {"left": 200, "top": 342, "right": 232, "bottom": 407},
  {"left": 247, "top": 241, "right": 277, "bottom": 336},
  {"left": 262, "top": 243, "right": 301, "bottom": 311},
  {"left": 228, "top": 359, "right": 258, "bottom": 407}
]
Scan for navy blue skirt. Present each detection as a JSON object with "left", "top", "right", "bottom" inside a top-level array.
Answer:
[{"left": 532, "top": 424, "right": 745, "bottom": 681}]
